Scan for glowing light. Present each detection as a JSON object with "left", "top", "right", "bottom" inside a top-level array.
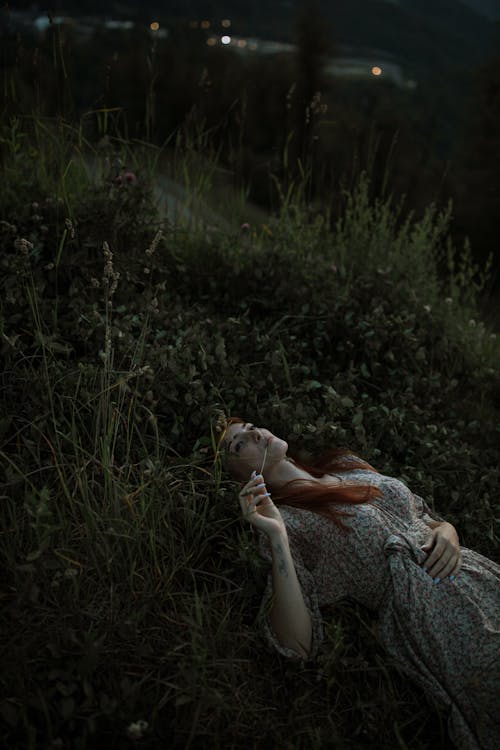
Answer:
[
  {"left": 206, "top": 37, "right": 217, "bottom": 46},
  {"left": 221, "top": 19, "right": 231, "bottom": 28},
  {"left": 237, "top": 39, "right": 247, "bottom": 48},
  {"left": 150, "top": 22, "right": 159, "bottom": 31},
  {"left": 371, "top": 66, "right": 382, "bottom": 76},
  {"left": 221, "top": 35, "right": 231, "bottom": 45},
  {"left": 201, "top": 20, "right": 211, "bottom": 29}
]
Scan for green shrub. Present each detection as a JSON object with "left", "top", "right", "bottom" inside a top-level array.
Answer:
[{"left": 0, "top": 123, "right": 498, "bottom": 749}]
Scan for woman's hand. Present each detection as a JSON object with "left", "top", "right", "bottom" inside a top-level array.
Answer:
[
  {"left": 238, "top": 471, "right": 286, "bottom": 538},
  {"left": 421, "top": 521, "right": 462, "bottom": 582}
]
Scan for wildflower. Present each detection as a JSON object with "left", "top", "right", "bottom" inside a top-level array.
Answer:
[
  {"left": 286, "top": 81, "right": 296, "bottom": 111},
  {"left": 110, "top": 271, "right": 120, "bottom": 297},
  {"left": 14, "top": 238, "right": 33, "bottom": 256},
  {"left": 90, "top": 277, "right": 100, "bottom": 288},
  {"left": 0, "top": 220, "right": 17, "bottom": 233},
  {"left": 145, "top": 230, "right": 162, "bottom": 257},
  {"left": 445, "top": 297, "right": 452, "bottom": 304},
  {"left": 310, "top": 91, "right": 323, "bottom": 114},
  {"left": 134, "top": 364, "right": 154, "bottom": 379},
  {"left": 44, "top": 262, "right": 55, "bottom": 271},
  {"left": 214, "top": 410, "right": 228, "bottom": 434},
  {"left": 102, "top": 241, "right": 120, "bottom": 297},
  {"left": 241, "top": 222, "right": 250, "bottom": 233},
  {"left": 330, "top": 264, "right": 337, "bottom": 273},
  {"left": 115, "top": 170, "right": 137, "bottom": 186},
  {"left": 32, "top": 202, "right": 39, "bottom": 210},
  {"left": 65, "top": 218, "right": 76, "bottom": 239},
  {"left": 103, "top": 241, "right": 114, "bottom": 280},
  {"left": 126, "top": 720, "right": 149, "bottom": 740},
  {"left": 469, "top": 319, "right": 476, "bottom": 327},
  {"left": 423, "top": 305, "right": 432, "bottom": 313},
  {"left": 143, "top": 267, "right": 150, "bottom": 275},
  {"left": 490, "top": 333, "right": 496, "bottom": 340}
]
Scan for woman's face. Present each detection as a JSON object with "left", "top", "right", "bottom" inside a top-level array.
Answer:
[{"left": 223, "top": 422, "right": 288, "bottom": 482}]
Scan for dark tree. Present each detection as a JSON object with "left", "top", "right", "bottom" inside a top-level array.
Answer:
[
  {"left": 290, "top": 1, "right": 336, "bottom": 173},
  {"left": 451, "top": 23, "right": 500, "bottom": 286}
]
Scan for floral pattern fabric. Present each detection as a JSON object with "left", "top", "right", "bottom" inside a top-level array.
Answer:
[{"left": 256, "top": 468, "right": 500, "bottom": 750}]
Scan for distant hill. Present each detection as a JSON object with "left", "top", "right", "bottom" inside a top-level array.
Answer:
[
  {"left": 315, "top": 0, "right": 496, "bottom": 72},
  {"left": 459, "top": 0, "right": 500, "bottom": 20},
  {"left": 146, "top": 1, "right": 497, "bottom": 72},
  {"left": 6, "top": 0, "right": 498, "bottom": 73}
]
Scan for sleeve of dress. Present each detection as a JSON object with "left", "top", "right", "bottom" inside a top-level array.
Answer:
[
  {"left": 412, "top": 491, "right": 446, "bottom": 524},
  {"left": 256, "top": 527, "right": 324, "bottom": 663}
]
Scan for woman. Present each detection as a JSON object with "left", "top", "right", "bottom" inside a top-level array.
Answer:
[{"left": 218, "top": 416, "right": 499, "bottom": 750}]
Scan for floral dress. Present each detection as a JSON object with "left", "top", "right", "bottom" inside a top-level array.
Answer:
[{"left": 256, "top": 468, "right": 500, "bottom": 750}]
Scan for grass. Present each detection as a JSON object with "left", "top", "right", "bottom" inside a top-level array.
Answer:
[{"left": 0, "top": 95, "right": 499, "bottom": 750}]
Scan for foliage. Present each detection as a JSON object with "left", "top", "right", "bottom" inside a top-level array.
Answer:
[{"left": 0, "top": 116, "right": 498, "bottom": 749}]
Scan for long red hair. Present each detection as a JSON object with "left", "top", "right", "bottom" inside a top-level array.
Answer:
[{"left": 221, "top": 417, "right": 382, "bottom": 530}]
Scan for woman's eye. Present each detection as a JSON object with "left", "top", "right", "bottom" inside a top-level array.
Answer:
[{"left": 235, "top": 441, "right": 243, "bottom": 453}]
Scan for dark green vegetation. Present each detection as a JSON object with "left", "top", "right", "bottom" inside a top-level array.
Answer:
[
  {"left": 0, "top": 112, "right": 499, "bottom": 748},
  {"left": 4, "top": 4, "right": 500, "bottom": 283}
]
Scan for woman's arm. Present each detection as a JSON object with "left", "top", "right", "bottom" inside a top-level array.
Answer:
[
  {"left": 238, "top": 472, "right": 314, "bottom": 658},
  {"left": 268, "top": 527, "right": 312, "bottom": 659}
]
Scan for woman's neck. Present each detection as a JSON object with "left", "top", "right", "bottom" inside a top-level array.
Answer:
[{"left": 265, "top": 456, "right": 340, "bottom": 492}]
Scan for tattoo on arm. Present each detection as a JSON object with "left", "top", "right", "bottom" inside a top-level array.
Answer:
[{"left": 272, "top": 542, "right": 289, "bottom": 578}]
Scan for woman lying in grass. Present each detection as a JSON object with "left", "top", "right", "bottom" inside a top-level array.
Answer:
[{"left": 218, "top": 417, "right": 499, "bottom": 750}]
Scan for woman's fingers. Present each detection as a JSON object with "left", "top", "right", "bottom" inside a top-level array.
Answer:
[
  {"left": 424, "top": 549, "right": 462, "bottom": 581},
  {"left": 448, "top": 556, "right": 462, "bottom": 579},
  {"left": 239, "top": 475, "right": 270, "bottom": 503},
  {"left": 240, "top": 473, "right": 266, "bottom": 494},
  {"left": 422, "top": 536, "right": 443, "bottom": 572},
  {"left": 239, "top": 477, "right": 272, "bottom": 520},
  {"left": 421, "top": 523, "right": 462, "bottom": 583},
  {"left": 434, "top": 555, "right": 458, "bottom": 581},
  {"left": 426, "top": 550, "right": 450, "bottom": 578}
]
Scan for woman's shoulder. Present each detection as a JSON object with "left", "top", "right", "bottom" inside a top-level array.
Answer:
[
  {"left": 278, "top": 503, "right": 312, "bottom": 527},
  {"left": 335, "top": 466, "right": 385, "bottom": 481}
]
